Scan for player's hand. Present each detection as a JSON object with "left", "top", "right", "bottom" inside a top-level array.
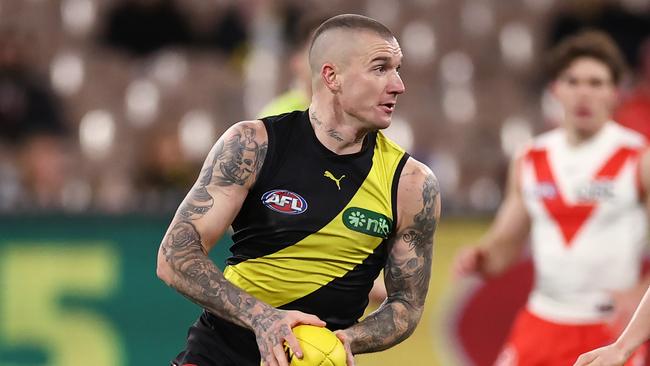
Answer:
[
  {"left": 573, "top": 343, "right": 630, "bottom": 366},
  {"left": 453, "top": 245, "right": 485, "bottom": 278},
  {"left": 607, "top": 287, "right": 645, "bottom": 336},
  {"left": 334, "top": 330, "right": 356, "bottom": 366},
  {"left": 255, "top": 309, "right": 325, "bottom": 366}
]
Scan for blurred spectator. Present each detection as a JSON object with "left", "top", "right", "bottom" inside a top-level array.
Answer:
[
  {"left": 20, "top": 135, "right": 70, "bottom": 210},
  {"left": 0, "top": 27, "right": 66, "bottom": 145},
  {"left": 257, "top": 12, "right": 327, "bottom": 117},
  {"left": 547, "top": 0, "right": 650, "bottom": 68},
  {"left": 0, "top": 26, "right": 72, "bottom": 211},
  {"left": 615, "top": 39, "right": 650, "bottom": 140},
  {"left": 194, "top": 3, "right": 249, "bottom": 57},
  {"left": 101, "top": 0, "right": 192, "bottom": 57},
  {"left": 135, "top": 126, "right": 196, "bottom": 212}
]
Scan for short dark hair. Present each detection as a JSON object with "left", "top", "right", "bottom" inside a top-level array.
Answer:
[
  {"left": 309, "top": 14, "right": 395, "bottom": 55},
  {"left": 546, "top": 30, "right": 627, "bottom": 84}
]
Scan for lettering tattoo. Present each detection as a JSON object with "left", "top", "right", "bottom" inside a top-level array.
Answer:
[
  {"left": 327, "top": 128, "right": 344, "bottom": 142},
  {"left": 310, "top": 110, "right": 322, "bottom": 126},
  {"left": 346, "top": 171, "right": 439, "bottom": 354}
]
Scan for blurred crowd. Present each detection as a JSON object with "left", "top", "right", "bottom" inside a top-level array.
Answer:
[{"left": 0, "top": 0, "right": 649, "bottom": 215}]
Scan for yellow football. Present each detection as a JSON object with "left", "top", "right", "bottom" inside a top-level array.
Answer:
[{"left": 286, "top": 325, "right": 347, "bottom": 366}]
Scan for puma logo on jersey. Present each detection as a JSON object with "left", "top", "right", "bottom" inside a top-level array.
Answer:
[{"left": 324, "top": 170, "right": 345, "bottom": 190}]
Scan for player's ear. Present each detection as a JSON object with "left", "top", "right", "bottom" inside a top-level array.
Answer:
[{"left": 321, "top": 63, "right": 340, "bottom": 92}]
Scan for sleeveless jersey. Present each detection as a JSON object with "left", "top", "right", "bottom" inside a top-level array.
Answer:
[
  {"left": 224, "top": 109, "right": 409, "bottom": 328},
  {"left": 520, "top": 122, "right": 647, "bottom": 323}
]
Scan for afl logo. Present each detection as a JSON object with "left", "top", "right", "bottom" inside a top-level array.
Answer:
[{"left": 261, "top": 189, "right": 308, "bottom": 215}]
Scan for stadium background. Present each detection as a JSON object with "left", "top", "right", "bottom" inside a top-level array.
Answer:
[{"left": 1, "top": 0, "right": 649, "bottom": 365}]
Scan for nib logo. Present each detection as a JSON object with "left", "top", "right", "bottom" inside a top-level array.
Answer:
[{"left": 343, "top": 207, "right": 392, "bottom": 238}]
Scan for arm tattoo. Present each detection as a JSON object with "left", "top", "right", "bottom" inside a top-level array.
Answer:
[
  {"left": 346, "top": 172, "right": 439, "bottom": 354},
  {"left": 400, "top": 173, "right": 438, "bottom": 299},
  {"left": 164, "top": 124, "right": 273, "bottom": 329},
  {"left": 215, "top": 127, "right": 267, "bottom": 186},
  {"left": 178, "top": 156, "right": 216, "bottom": 220},
  {"left": 161, "top": 220, "right": 276, "bottom": 330},
  {"left": 178, "top": 126, "right": 267, "bottom": 221}
]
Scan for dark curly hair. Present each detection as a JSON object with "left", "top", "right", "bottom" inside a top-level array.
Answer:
[{"left": 546, "top": 30, "right": 627, "bottom": 84}]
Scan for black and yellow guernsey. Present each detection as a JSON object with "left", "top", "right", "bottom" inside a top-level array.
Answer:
[
  {"left": 225, "top": 109, "right": 409, "bottom": 328},
  {"left": 176, "top": 110, "right": 408, "bottom": 366}
]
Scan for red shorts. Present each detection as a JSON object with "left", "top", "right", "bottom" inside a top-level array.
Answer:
[{"left": 494, "top": 309, "right": 647, "bottom": 366}]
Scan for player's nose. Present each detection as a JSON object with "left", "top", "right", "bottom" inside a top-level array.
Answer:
[{"left": 388, "top": 72, "right": 405, "bottom": 95}]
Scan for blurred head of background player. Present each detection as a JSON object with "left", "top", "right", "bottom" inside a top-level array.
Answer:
[{"left": 546, "top": 30, "right": 626, "bottom": 141}]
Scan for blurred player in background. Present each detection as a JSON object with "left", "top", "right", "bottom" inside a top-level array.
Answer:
[
  {"left": 256, "top": 14, "right": 318, "bottom": 118},
  {"left": 454, "top": 30, "right": 650, "bottom": 366},
  {"left": 575, "top": 286, "right": 650, "bottom": 365},
  {"left": 157, "top": 14, "right": 439, "bottom": 366}
]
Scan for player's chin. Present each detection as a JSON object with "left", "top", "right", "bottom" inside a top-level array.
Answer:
[
  {"left": 573, "top": 117, "right": 605, "bottom": 134},
  {"left": 371, "top": 110, "right": 393, "bottom": 129}
]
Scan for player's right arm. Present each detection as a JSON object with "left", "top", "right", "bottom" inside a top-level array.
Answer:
[
  {"left": 156, "top": 120, "right": 324, "bottom": 366},
  {"left": 573, "top": 288, "right": 650, "bottom": 366},
  {"left": 453, "top": 152, "right": 531, "bottom": 278}
]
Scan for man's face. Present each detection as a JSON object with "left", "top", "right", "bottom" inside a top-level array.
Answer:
[
  {"left": 337, "top": 32, "right": 405, "bottom": 130},
  {"left": 552, "top": 57, "right": 617, "bottom": 135}
]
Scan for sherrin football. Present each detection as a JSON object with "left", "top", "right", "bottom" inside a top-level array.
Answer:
[{"left": 286, "top": 325, "right": 347, "bottom": 366}]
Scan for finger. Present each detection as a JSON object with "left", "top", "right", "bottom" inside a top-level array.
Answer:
[
  {"left": 291, "top": 312, "right": 326, "bottom": 327},
  {"left": 302, "top": 314, "right": 327, "bottom": 327},
  {"left": 333, "top": 331, "right": 355, "bottom": 366},
  {"left": 272, "top": 343, "right": 289, "bottom": 366},
  {"left": 344, "top": 339, "right": 355, "bottom": 366},
  {"left": 284, "top": 332, "right": 303, "bottom": 359},
  {"left": 346, "top": 350, "right": 355, "bottom": 366},
  {"left": 574, "top": 352, "right": 598, "bottom": 366}
]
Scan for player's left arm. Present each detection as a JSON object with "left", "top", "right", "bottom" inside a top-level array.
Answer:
[{"left": 336, "top": 158, "right": 439, "bottom": 359}]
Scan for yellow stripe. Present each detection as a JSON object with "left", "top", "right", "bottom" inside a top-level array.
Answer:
[{"left": 224, "top": 133, "right": 405, "bottom": 306}]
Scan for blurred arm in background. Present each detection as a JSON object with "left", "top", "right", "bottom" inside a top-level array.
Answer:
[
  {"left": 574, "top": 287, "right": 650, "bottom": 366},
  {"left": 453, "top": 151, "right": 531, "bottom": 279}
]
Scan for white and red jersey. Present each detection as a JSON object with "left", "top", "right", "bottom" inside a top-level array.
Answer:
[{"left": 520, "top": 121, "right": 648, "bottom": 324}]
